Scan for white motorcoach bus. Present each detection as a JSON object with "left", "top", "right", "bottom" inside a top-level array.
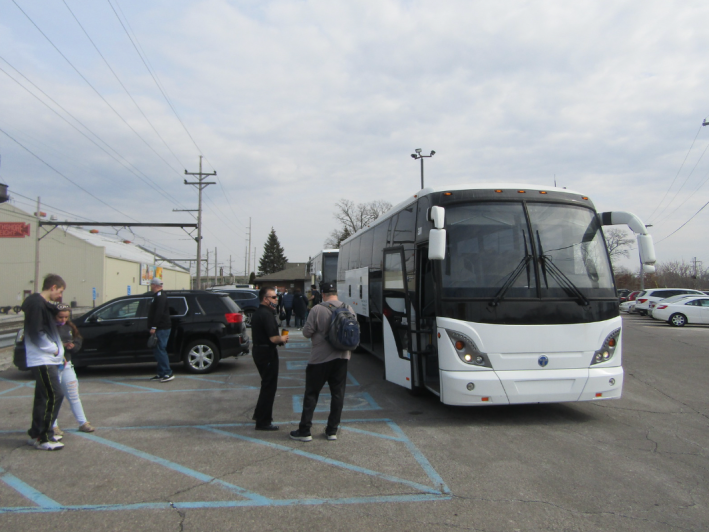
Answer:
[
  {"left": 337, "top": 185, "right": 656, "bottom": 405},
  {"left": 310, "top": 249, "right": 339, "bottom": 290}
]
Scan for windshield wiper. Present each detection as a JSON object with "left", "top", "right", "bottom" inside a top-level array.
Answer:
[
  {"left": 490, "top": 233, "right": 532, "bottom": 307},
  {"left": 536, "top": 231, "right": 590, "bottom": 306}
]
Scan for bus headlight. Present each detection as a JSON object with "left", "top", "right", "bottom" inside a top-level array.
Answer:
[
  {"left": 446, "top": 329, "right": 491, "bottom": 368},
  {"left": 591, "top": 328, "right": 620, "bottom": 365}
]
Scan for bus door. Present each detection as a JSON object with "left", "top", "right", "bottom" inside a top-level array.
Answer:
[
  {"left": 382, "top": 248, "right": 413, "bottom": 389},
  {"left": 417, "top": 245, "right": 439, "bottom": 394}
]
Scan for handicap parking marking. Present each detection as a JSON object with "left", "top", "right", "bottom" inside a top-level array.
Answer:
[
  {"left": 0, "top": 419, "right": 450, "bottom": 514},
  {"left": 292, "top": 391, "right": 381, "bottom": 414}
]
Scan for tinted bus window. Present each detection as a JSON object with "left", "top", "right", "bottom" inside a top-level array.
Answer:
[
  {"left": 372, "top": 220, "right": 389, "bottom": 269},
  {"left": 416, "top": 196, "right": 431, "bottom": 242},
  {"left": 338, "top": 242, "right": 350, "bottom": 281},
  {"left": 359, "top": 229, "right": 374, "bottom": 269},
  {"left": 392, "top": 205, "right": 416, "bottom": 246},
  {"left": 348, "top": 237, "right": 361, "bottom": 270}
]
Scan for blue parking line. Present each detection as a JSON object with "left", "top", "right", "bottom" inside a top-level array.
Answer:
[
  {"left": 74, "top": 433, "right": 271, "bottom": 504},
  {"left": 0, "top": 467, "right": 62, "bottom": 508},
  {"left": 199, "top": 427, "right": 441, "bottom": 495},
  {"left": 100, "top": 379, "right": 164, "bottom": 392},
  {"left": 293, "top": 392, "right": 381, "bottom": 413},
  {"left": 0, "top": 492, "right": 450, "bottom": 514},
  {"left": 0, "top": 385, "right": 25, "bottom": 396},
  {"left": 386, "top": 421, "right": 451, "bottom": 495}
]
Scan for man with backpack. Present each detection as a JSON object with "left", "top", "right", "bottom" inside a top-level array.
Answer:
[{"left": 290, "top": 282, "right": 359, "bottom": 442}]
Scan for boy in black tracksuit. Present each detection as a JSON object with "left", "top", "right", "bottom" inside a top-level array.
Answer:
[{"left": 23, "top": 274, "right": 66, "bottom": 450}]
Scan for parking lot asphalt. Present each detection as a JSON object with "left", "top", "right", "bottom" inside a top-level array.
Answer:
[{"left": 0, "top": 317, "right": 708, "bottom": 532}]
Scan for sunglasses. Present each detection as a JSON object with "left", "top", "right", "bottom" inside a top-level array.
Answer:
[{"left": 267, "top": 295, "right": 278, "bottom": 299}]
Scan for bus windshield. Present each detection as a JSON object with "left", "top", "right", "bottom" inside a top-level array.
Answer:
[{"left": 441, "top": 202, "right": 615, "bottom": 299}]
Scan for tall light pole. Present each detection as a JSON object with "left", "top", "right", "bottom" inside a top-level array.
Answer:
[{"left": 411, "top": 148, "right": 435, "bottom": 189}]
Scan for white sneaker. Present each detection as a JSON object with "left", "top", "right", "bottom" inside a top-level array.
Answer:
[{"left": 35, "top": 439, "right": 64, "bottom": 451}]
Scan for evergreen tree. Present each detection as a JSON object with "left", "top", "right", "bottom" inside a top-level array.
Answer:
[{"left": 259, "top": 228, "right": 288, "bottom": 274}]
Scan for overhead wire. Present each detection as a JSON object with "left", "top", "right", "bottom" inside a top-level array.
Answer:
[
  {"left": 11, "top": 0, "right": 184, "bottom": 177},
  {"left": 0, "top": 126, "right": 138, "bottom": 221},
  {"left": 108, "top": 0, "right": 245, "bottom": 229},
  {"left": 655, "top": 199, "right": 709, "bottom": 244},
  {"left": 60, "top": 0, "right": 187, "bottom": 172},
  {"left": 645, "top": 123, "right": 704, "bottom": 223},
  {"left": 0, "top": 57, "right": 188, "bottom": 210}
]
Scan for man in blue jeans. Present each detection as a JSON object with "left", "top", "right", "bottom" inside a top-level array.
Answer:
[{"left": 147, "top": 278, "right": 173, "bottom": 382}]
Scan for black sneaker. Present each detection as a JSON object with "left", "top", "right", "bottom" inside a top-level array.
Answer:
[
  {"left": 160, "top": 375, "right": 175, "bottom": 383},
  {"left": 150, "top": 375, "right": 161, "bottom": 381},
  {"left": 289, "top": 429, "right": 312, "bottom": 442},
  {"left": 325, "top": 427, "right": 338, "bottom": 441}
]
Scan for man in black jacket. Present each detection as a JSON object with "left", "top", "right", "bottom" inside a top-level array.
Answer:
[
  {"left": 250, "top": 286, "right": 289, "bottom": 430},
  {"left": 147, "top": 278, "right": 173, "bottom": 382}
]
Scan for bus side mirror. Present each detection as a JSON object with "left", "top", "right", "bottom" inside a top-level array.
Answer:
[
  {"left": 428, "top": 206, "right": 445, "bottom": 229},
  {"left": 637, "top": 234, "right": 656, "bottom": 266},
  {"left": 429, "top": 229, "right": 446, "bottom": 260},
  {"left": 643, "top": 264, "right": 655, "bottom": 274}
]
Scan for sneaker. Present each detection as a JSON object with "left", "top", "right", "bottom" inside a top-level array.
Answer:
[
  {"left": 79, "top": 422, "right": 95, "bottom": 433},
  {"left": 160, "top": 375, "right": 175, "bottom": 383},
  {"left": 53, "top": 426, "right": 64, "bottom": 437},
  {"left": 149, "top": 375, "right": 161, "bottom": 381},
  {"left": 35, "top": 439, "right": 64, "bottom": 451},
  {"left": 325, "top": 427, "right": 338, "bottom": 441},
  {"left": 51, "top": 435, "right": 62, "bottom": 442},
  {"left": 289, "top": 429, "right": 312, "bottom": 442}
]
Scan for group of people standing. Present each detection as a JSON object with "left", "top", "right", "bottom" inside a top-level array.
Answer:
[
  {"left": 20, "top": 273, "right": 352, "bottom": 449},
  {"left": 277, "top": 287, "right": 322, "bottom": 329},
  {"left": 250, "top": 283, "right": 354, "bottom": 442}
]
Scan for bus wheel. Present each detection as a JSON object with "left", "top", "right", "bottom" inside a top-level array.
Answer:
[{"left": 669, "top": 313, "right": 687, "bottom": 327}]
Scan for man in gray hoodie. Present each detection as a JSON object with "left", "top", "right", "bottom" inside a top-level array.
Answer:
[{"left": 22, "top": 273, "right": 66, "bottom": 451}]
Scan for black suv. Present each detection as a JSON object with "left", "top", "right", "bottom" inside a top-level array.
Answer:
[
  {"left": 14, "top": 291, "right": 250, "bottom": 374},
  {"left": 207, "top": 288, "right": 260, "bottom": 326}
]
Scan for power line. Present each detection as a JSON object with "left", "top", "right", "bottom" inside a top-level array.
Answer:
[
  {"left": 106, "top": 0, "right": 205, "bottom": 157},
  {"left": 60, "top": 0, "right": 187, "bottom": 171},
  {"left": 0, "top": 126, "right": 138, "bottom": 221},
  {"left": 646, "top": 123, "right": 704, "bottom": 222},
  {"left": 0, "top": 56, "right": 188, "bottom": 210},
  {"left": 11, "top": 0, "right": 184, "bottom": 177},
  {"left": 651, "top": 138, "right": 709, "bottom": 225},
  {"left": 107, "top": 0, "right": 245, "bottom": 228},
  {"left": 655, "top": 198, "right": 709, "bottom": 244}
]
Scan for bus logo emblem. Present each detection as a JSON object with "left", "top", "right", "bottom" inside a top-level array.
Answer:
[{"left": 538, "top": 355, "right": 549, "bottom": 367}]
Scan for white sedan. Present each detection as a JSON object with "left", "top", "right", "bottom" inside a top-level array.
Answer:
[{"left": 652, "top": 297, "right": 709, "bottom": 327}]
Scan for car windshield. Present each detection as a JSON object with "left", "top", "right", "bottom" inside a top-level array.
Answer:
[{"left": 441, "top": 202, "right": 615, "bottom": 299}]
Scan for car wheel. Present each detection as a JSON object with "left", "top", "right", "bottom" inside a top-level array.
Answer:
[
  {"left": 639, "top": 310, "right": 647, "bottom": 316},
  {"left": 669, "top": 313, "right": 687, "bottom": 327},
  {"left": 244, "top": 309, "right": 254, "bottom": 328},
  {"left": 183, "top": 339, "right": 219, "bottom": 373}
]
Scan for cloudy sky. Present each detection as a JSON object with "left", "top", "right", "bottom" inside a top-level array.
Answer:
[{"left": 1, "top": 0, "right": 708, "bottom": 276}]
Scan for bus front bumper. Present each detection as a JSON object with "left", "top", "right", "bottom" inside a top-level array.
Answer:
[{"left": 439, "top": 366, "right": 623, "bottom": 406}]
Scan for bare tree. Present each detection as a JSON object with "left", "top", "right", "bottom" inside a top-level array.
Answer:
[
  {"left": 324, "top": 199, "right": 392, "bottom": 248},
  {"left": 603, "top": 228, "right": 635, "bottom": 267}
]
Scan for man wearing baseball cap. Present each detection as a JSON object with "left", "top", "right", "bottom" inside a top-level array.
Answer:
[{"left": 148, "top": 277, "right": 173, "bottom": 382}]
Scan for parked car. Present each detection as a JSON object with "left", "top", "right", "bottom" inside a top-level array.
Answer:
[
  {"left": 14, "top": 291, "right": 250, "bottom": 374},
  {"left": 648, "top": 294, "right": 696, "bottom": 317},
  {"left": 617, "top": 289, "right": 631, "bottom": 302},
  {"left": 208, "top": 288, "right": 259, "bottom": 326},
  {"left": 652, "top": 296, "right": 709, "bottom": 326},
  {"left": 634, "top": 289, "right": 706, "bottom": 316},
  {"left": 619, "top": 291, "right": 641, "bottom": 313}
]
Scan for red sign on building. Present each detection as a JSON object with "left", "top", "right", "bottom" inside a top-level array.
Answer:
[{"left": 0, "top": 222, "right": 31, "bottom": 238}]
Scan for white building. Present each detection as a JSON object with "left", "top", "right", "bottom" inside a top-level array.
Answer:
[{"left": 0, "top": 203, "right": 190, "bottom": 307}]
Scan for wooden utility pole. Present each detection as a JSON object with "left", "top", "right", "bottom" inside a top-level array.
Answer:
[{"left": 184, "top": 156, "right": 216, "bottom": 289}]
